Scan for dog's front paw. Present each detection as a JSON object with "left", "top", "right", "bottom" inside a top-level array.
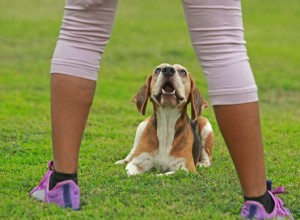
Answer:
[
  {"left": 115, "top": 159, "right": 129, "bottom": 165},
  {"left": 126, "top": 163, "right": 142, "bottom": 176},
  {"left": 156, "top": 171, "right": 176, "bottom": 176},
  {"left": 197, "top": 160, "right": 211, "bottom": 168}
]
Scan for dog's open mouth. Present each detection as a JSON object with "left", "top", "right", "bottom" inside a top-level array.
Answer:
[
  {"left": 155, "top": 82, "right": 184, "bottom": 106},
  {"left": 162, "top": 82, "right": 175, "bottom": 95}
]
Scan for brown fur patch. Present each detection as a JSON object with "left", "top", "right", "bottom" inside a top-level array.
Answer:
[
  {"left": 198, "top": 117, "right": 208, "bottom": 132},
  {"left": 132, "top": 116, "right": 159, "bottom": 158},
  {"left": 170, "top": 113, "right": 196, "bottom": 172},
  {"left": 132, "top": 75, "right": 152, "bottom": 115}
]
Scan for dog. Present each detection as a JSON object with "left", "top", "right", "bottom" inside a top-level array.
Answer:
[{"left": 116, "top": 63, "right": 214, "bottom": 175}]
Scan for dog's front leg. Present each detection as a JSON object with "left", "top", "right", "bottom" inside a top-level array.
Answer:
[
  {"left": 125, "top": 153, "right": 153, "bottom": 176},
  {"left": 156, "top": 164, "right": 189, "bottom": 176}
]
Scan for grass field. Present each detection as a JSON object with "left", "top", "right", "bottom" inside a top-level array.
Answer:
[{"left": 0, "top": 0, "right": 299, "bottom": 219}]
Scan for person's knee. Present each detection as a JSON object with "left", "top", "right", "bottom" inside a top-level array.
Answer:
[{"left": 202, "top": 60, "right": 258, "bottom": 105}]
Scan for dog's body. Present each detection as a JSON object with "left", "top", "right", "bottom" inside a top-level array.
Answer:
[{"left": 116, "top": 64, "right": 214, "bottom": 175}]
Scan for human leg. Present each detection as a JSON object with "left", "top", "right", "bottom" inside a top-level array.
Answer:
[
  {"left": 30, "top": 0, "right": 118, "bottom": 208},
  {"left": 213, "top": 102, "right": 265, "bottom": 197},
  {"left": 182, "top": 0, "right": 265, "bottom": 196},
  {"left": 182, "top": 0, "right": 292, "bottom": 218},
  {"left": 50, "top": 0, "right": 118, "bottom": 172},
  {"left": 51, "top": 74, "right": 96, "bottom": 174},
  {"left": 51, "top": 0, "right": 118, "bottom": 173}
]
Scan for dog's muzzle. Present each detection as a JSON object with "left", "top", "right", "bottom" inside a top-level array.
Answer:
[{"left": 154, "top": 67, "right": 184, "bottom": 106}]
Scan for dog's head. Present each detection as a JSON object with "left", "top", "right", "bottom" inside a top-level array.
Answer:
[{"left": 132, "top": 63, "right": 207, "bottom": 119}]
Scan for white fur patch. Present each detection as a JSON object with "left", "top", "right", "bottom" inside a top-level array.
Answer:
[
  {"left": 198, "top": 150, "right": 211, "bottom": 167},
  {"left": 152, "top": 106, "right": 186, "bottom": 172},
  {"left": 126, "top": 152, "right": 153, "bottom": 175},
  {"left": 200, "top": 120, "right": 213, "bottom": 140}
]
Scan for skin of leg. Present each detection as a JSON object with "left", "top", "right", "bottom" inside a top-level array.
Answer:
[
  {"left": 51, "top": 73, "right": 96, "bottom": 173},
  {"left": 49, "top": 0, "right": 118, "bottom": 173},
  {"left": 213, "top": 102, "right": 266, "bottom": 197}
]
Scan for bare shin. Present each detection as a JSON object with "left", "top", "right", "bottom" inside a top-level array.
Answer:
[
  {"left": 51, "top": 74, "right": 96, "bottom": 173},
  {"left": 213, "top": 102, "right": 266, "bottom": 197}
]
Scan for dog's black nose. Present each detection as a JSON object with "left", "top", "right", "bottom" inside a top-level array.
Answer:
[{"left": 162, "top": 67, "right": 175, "bottom": 78}]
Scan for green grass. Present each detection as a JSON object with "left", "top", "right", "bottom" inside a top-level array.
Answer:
[{"left": 0, "top": 0, "right": 299, "bottom": 219}]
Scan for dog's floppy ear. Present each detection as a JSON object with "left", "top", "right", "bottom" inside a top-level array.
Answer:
[
  {"left": 132, "top": 75, "right": 152, "bottom": 115},
  {"left": 190, "top": 76, "right": 208, "bottom": 120}
]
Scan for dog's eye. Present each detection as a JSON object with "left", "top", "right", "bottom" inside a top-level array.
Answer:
[
  {"left": 179, "top": 69, "right": 187, "bottom": 77},
  {"left": 154, "top": 68, "right": 161, "bottom": 74}
]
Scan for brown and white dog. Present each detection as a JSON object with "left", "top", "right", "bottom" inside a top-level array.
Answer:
[{"left": 116, "top": 63, "right": 214, "bottom": 175}]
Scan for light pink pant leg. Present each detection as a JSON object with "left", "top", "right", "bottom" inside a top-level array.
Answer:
[
  {"left": 182, "top": 0, "right": 258, "bottom": 105},
  {"left": 51, "top": 0, "right": 118, "bottom": 81}
]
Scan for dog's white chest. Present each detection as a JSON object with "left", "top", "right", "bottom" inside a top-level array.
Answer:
[{"left": 153, "top": 107, "right": 183, "bottom": 171}]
